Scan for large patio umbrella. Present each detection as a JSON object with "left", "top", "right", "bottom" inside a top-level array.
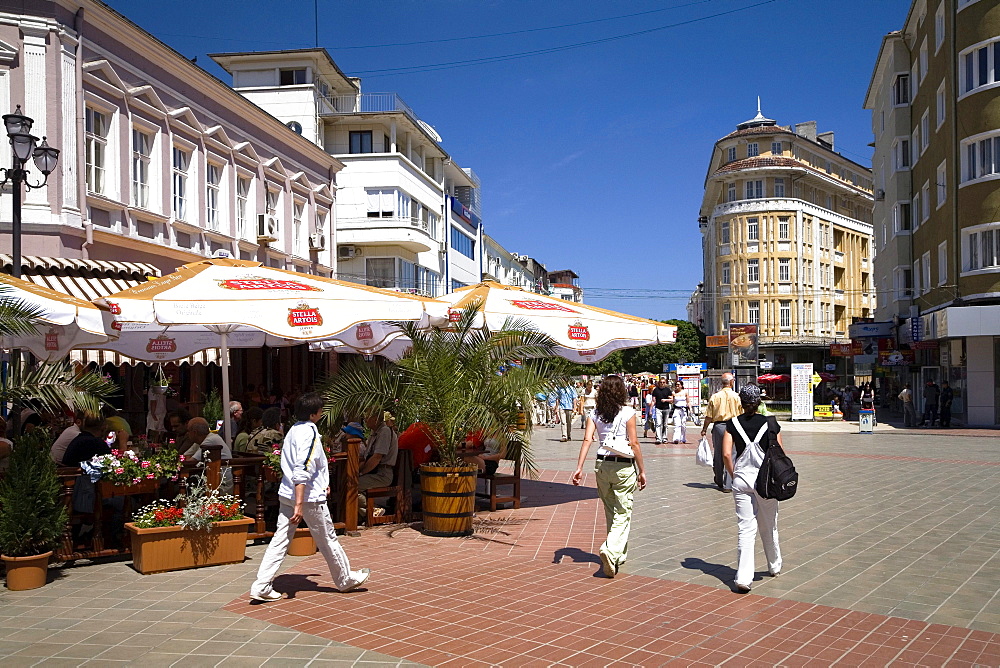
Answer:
[
  {"left": 433, "top": 281, "right": 677, "bottom": 363},
  {"left": 0, "top": 273, "right": 112, "bottom": 361},
  {"left": 95, "top": 258, "right": 442, "bottom": 443}
]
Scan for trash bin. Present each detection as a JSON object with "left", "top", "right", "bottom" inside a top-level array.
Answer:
[{"left": 859, "top": 409, "right": 875, "bottom": 434}]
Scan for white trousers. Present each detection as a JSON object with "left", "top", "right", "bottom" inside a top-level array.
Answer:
[
  {"left": 672, "top": 407, "right": 687, "bottom": 443},
  {"left": 654, "top": 408, "right": 671, "bottom": 442},
  {"left": 251, "top": 498, "right": 355, "bottom": 595},
  {"left": 732, "top": 476, "right": 781, "bottom": 587}
]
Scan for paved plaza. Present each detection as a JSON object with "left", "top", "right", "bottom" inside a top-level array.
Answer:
[{"left": 2, "top": 419, "right": 1000, "bottom": 666}]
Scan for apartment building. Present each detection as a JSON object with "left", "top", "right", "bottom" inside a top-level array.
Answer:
[
  {"left": 482, "top": 233, "right": 536, "bottom": 290},
  {"left": 697, "top": 107, "right": 875, "bottom": 374},
  {"left": 548, "top": 269, "right": 584, "bottom": 303},
  {"left": 865, "top": 0, "right": 1000, "bottom": 426},
  {"left": 211, "top": 49, "right": 482, "bottom": 297}
]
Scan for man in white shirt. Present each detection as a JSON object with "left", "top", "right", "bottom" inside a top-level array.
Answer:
[
  {"left": 250, "top": 392, "right": 370, "bottom": 602},
  {"left": 51, "top": 410, "right": 83, "bottom": 464}
]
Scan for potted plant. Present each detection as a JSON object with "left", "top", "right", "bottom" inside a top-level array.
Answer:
[
  {"left": 87, "top": 447, "right": 183, "bottom": 497},
  {"left": 322, "top": 303, "right": 560, "bottom": 536},
  {"left": 202, "top": 388, "right": 223, "bottom": 432},
  {"left": 0, "top": 429, "right": 68, "bottom": 590},
  {"left": 125, "top": 476, "right": 253, "bottom": 574}
]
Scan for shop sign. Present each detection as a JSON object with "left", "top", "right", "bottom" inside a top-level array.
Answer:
[
  {"left": 728, "top": 323, "right": 758, "bottom": 367},
  {"left": 848, "top": 321, "right": 895, "bottom": 338},
  {"left": 759, "top": 361, "right": 773, "bottom": 370},
  {"left": 706, "top": 335, "right": 728, "bottom": 348},
  {"left": 830, "top": 343, "right": 852, "bottom": 357},
  {"left": 911, "top": 317, "right": 922, "bottom": 342},
  {"left": 913, "top": 340, "right": 939, "bottom": 350},
  {"left": 355, "top": 323, "right": 374, "bottom": 341},
  {"left": 44, "top": 328, "right": 60, "bottom": 351},
  {"left": 878, "top": 348, "right": 915, "bottom": 366}
]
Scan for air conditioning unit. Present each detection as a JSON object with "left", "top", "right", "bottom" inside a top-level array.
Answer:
[
  {"left": 337, "top": 244, "right": 359, "bottom": 259},
  {"left": 309, "top": 234, "right": 326, "bottom": 251},
  {"left": 875, "top": 189, "right": 885, "bottom": 201},
  {"left": 257, "top": 214, "right": 278, "bottom": 243}
]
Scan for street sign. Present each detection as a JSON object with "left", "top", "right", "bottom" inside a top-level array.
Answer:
[
  {"left": 759, "top": 361, "right": 773, "bottom": 370},
  {"left": 812, "top": 373, "right": 822, "bottom": 384},
  {"left": 791, "top": 363, "right": 814, "bottom": 421}
]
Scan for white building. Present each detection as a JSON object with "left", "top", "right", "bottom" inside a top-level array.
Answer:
[
  {"left": 211, "top": 49, "right": 483, "bottom": 297},
  {"left": 482, "top": 233, "right": 536, "bottom": 290}
]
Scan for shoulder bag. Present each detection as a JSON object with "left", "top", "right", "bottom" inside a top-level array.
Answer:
[{"left": 600, "top": 409, "right": 635, "bottom": 458}]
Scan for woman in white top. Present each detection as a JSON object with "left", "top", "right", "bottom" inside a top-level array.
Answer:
[
  {"left": 572, "top": 375, "right": 647, "bottom": 578},
  {"left": 671, "top": 380, "right": 688, "bottom": 444},
  {"left": 579, "top": 381, "right": 597, "bottom": 428}
]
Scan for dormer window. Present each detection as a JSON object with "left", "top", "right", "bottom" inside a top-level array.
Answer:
[{"left": 279, "top": 68, "right": 307, "bottom": 85}]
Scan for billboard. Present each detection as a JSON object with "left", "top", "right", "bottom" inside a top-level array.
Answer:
[
  {"left": 706, "top": 335, "right": 729, "bottom": 348},
  {"left": 728, "top": 323, "right": 758, "bottom": 367},
  {"left": 791, "top": 363, "right": 814, "bottom": 420}
]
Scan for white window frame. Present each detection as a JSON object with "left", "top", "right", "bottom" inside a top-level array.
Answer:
[
  {"left": 912, "top": 191, "right": 922, "bottom": 230},
  {"left": 748, "top": 301, "right": 760, "bottom": 325},
  {"left": 85, "top": 107, "right": 109, "bottom": 195},
  {"left": 778, "top": 258, "right": 790, "bottom": 282},
  {"left": 920, "top": 111, "right": 930, "bottom": 153},
  {"left": 938, "top": 240, "right": 948, "bottom": 285},
  {"left": 911, "top": 61, "right": 920, "bottom": 97},
  {"left": 911, "top": 128, "right": 920, "bottom": 165},
  {"left": 720, "top": 221, "right": 730, "bottom": 245},
  {"left": 959, "top": 38, "right": 1000, "bottom": 97},
  {"left": 747, "top": 259, "right": 759, "bottom": 283},
  {"left": 892, "top": 73, "right": 910, "bottom": 106},
  {"left": 936, "top": 80, "right": 946, "bottom": 129},
  {"left": 721, "top": 262, "right": 731, "bottom": 285},
  {"left": 171, "top": 145, "right": 190, "bottom": 222},
  {"left": 922, "top": 181, "right": 931, "bottom": 222},
  {"left": 745, "top": 180, "right": 763, "bottom": 199},
  {"left": 206, "top": 162, "right": 222, "bottom": 231},
  {"left": 778, "top": 217, "right": 789, "bottom": 240},
  {"left": 722, "top": 303, "right": 731, "bottom": 328},
  {"left": 962, "top": 222, "right": 1000, "bottom": 274},
  {"left": 131, "top": 127, "right": 152, "bottom": 209},
  {"left": 894, "top": 201, "right": 912, "bottom": 233},
  {"left": 727, "top": 146, "right": 737, "bottom": 162},
  {"left": 779, "top": 300, "right": 791, "bottom": 329},
  {"left": 727, "top": 183, "right": 736, "bottom": 202},
  {"left": 936, "top": 160, "right": 947, "bottom": 208},
  {"left": 935, "top": 3, "right": 945, "bottom": 52},
  {"left": 771, "top": 141, "right": 782, "bottom": 156},
  {"left": 922, "top": 251, "right": 931, "bottom": 294},
  {"left": 746, "top": 142, "right": 759, "bottom": 157},
  {"left": 893, "top": 137, "right": 911, "bottom": 171},
  {"left": 236, "top": 174, "right": 251, "bottom": 239},
  {"left": 919, "top": 38, "right": 929, "bottom": 82},
  {"left": 292, "top": 201, "right": 305, "bottom": 256},
  {"left": 746, "top": 217, "right": 759, "bottom": 241},
  {"left": 960, "top": 130, "right": 1000, "bottom": 184},
  {"left": 774, "top": 178, "right": 785, "bottom": 198}
]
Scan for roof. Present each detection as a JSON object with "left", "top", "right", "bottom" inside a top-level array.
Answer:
[
  {"left": 209, "top": 48, "right": 358, "bottom": 92},
  {"left": 721, "top": 124, "right": 795, "bottom": 140},
  {"left": 715, "top": 156, "right": 802, "bottom": 174}
]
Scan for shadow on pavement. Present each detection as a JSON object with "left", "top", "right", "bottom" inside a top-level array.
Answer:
[
  {"left": 680, "top": 557, "right": 736, "bottom": 585},
  {"left": 520, "top": 479, "right": 599, "bottom": 508},
  {"left": 683, "top": 482, "right": 718, "bottom": 490},
  {"left": 271, "top": 572, "right": 350, "bottom": 599},
  {"left": 552, "top": 546, "right": 601, "bottom": 566}
]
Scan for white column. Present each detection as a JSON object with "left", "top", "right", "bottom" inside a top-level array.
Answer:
[
  {"left": 22, "top": 23, "right": 48, "bottom": 207},
  {"left": 389, "top": 121, "right": 396, "bottom": 152},
  {"left": 61, "top": 40, "right": 79, "bottom": 214}
]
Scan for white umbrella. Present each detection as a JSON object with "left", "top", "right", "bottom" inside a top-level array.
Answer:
[
  {"left": 95, "top": 259, "right": 444, "bottom": 443},
  {"left": 308, "top": 332, "right": 412, "bottom": 362},
  {"left": 433, "top": 281, "right": 677, "bottom": 363},
  {"left": 0, "top": 273, "right": 112, "bottom": 361}
]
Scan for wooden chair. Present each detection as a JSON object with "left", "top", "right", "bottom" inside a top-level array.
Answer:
[
  {"left": 364, "top": 449, "right": 412, "bottom": 526},
  {"left": 477, "top": 458, "right": 521, "bottom": 511}
]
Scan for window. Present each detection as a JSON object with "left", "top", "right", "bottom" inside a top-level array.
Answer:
[
  {"left": 171, "top": 146, "right": 189, "bottom": 221},
  {"left": 937, "top": 161, "right": 947, "bottom": 207},
  {"left": 366, "top": 188, "right": 408, "bottom": 218},
  {"left": 721, "top": 262, "right": 731, "bottom": 285},
  {"left": 893, "top": 74, "right": 910, "bottom": 106},
  {"left": 938, "top": 241, "right": 948, "bottom": 285},
  {"left": 778, "top": 217, "right": 789, "bottom": 240},
  {"left": 922, "top": 182, "right": 931, "bottom": 221},
  {"left": 349, "top": 130, "right": 373, "bottom": 154},
  {"left": 894, "top": 138, "right": 911, "bottom": 170},
  {"left": 771, "top": 141, "right": 782, "bottom": 156},
  {"left": 912, "top": 192, "right": 922, "bottom": 229},
  {"left": 747, "top": 259, "right": 759, "bottom": 283},
  {"left": 935, "top": 3, "right": 945, "bottom": 51},
  {"left": 919, "top": 38, "right": 929, "bottom": 82},
  {"left": 727, "top": 183, "right": 736, "bottom": 202},
  {"left": 131, "top": 128, "right": 151, "bottom": 208},
  {"left": 921, "top": 111, "right": 930, "bottom": 153},
  {"left": 774, "top": 178, "right": 785, "bottom": 198},
  {"left": 779, "top": 301, "right": 791, "bottom": 328},
  {"left": 778, "top": 258, "right": 790, "bottom": 282},
  {"left": 936, "top": 80, "right": 946, "bottom": 129},
  {"left": 914, "top": 257, "right": 922, "bottom": 296},
  {"left": 383, "top": 134, "right": 391, "bottom": 152},
  {"left": 451, "top": 226, "right": 476, "bottom": 259},
  {"left": 747, "top": 217, "right": 759, "bottom": 241},
  {"left": 745, "top": 180, "right": 763, "bottom": 199},
  {"left": 962, "top": 133, "right": 1000, "bottom": 182},
  {"left": 969, "top": 229, "right": 1000, "bottom": 270},
  {"left": 961, "top": 41, "right": 1000, "bottom": 95},
  {"left": 399, "top": 259, "right": 416, "bottom": 291},
  {"left": 805, "top": 260, "right": 813, "bottom": 284},
  {"left": 720, "top": 221, "right": 730, "bottom": 245},
  {"left": 722, "top": 302, "right": 731, "bottom": 327},
  {"left": 727, "top": 147, "right": 737, "bottom": 162},
  {"left": 748, "top": 301, "right": 760, "bottom": 324},
  {"left": 912, "top": 128, "right": 920, "bottom": 165},
  {"left": 922, "top": 251, "right": 931, "bottom": 293},
  {"left": 747, "top": 142, "right": 759, "bottom": 157},
  {"left": 236, "top": 177, "right": 250, "bottom": 238},
  {"left": 206, "top": 164, "right": 221, "bottom": 230},
  {"left": 279, "top": 68, "right": 307, "bottom": 85},
  {"left": 365, "top": 257, "right": 395, "bottom": 289},
  {"left": 266, "top": 188, "right": 279, "bottom": 219},
  {"left": 895, "top": 201, "right": 912, "bottom": 232},
  {"left": 85, "top": 108, "right": 108, "bottom": 195},
  {"left": 292, "top": 202, "right": 304, "bottom": 255},
  {"left": 451, "top": 279, "right": 467, "bottom": 292},
  {"left": 911, "top": 61, "right": 920, "bottom": 96}
]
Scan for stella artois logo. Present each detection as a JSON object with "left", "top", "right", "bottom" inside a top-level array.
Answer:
[
  {"left": 110, "top": 320, "right": 123, "bottom": 332},
  {"left": 356, "top": 323, "right": 374, "bottom": 341},
  {"left": 44, "top": 327, "right": 60, "bottom": 352},
  {"left": 218, "top": 276, "right": 320, "bottom": 292},
  {"left": 579, "top": 349, "right": 597, "bottom": 357},
  {"left": 568, "top": 320, "right": 590, "bottom": 341},
  {"left": 508, "top": 299, "right": 579, "bottom": 313},
  {"left": 107, "top": 302, "right": 122, "bottom": 315},
  {"left": 288, "top": 301, "right": 323, "bottom": 328},
  {"left": 448, "top": 308, "right": 462, "bottom": 322},
  {"left": 146, "top": 336, "right": 177, "bottom": 354}
]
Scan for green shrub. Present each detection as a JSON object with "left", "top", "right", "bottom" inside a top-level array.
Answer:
[{"left": 0, "top": 429, "right": 67, "bottom": 557}]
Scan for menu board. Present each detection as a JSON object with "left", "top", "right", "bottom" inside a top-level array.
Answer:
[
  {"left": 728, "top": 323, "right": 758, "bottom": 367},
  {"left": 791, "top": 363, "right": 814, "bottom": 421}
]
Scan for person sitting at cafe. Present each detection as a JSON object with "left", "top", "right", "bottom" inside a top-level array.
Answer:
[
  {"left": 234, "top": 406, "right": 264, "bottom": 454},
  {"left": 228, "top": 401, "right": 243, "bottom": 444},
  {"left": 165, "top": 409, "right": 193, "bottom": 452},
  {"left": 244, "top": 407, "right": 284, "bottom": 455},
  {"left": 51, "top": 409, "right": 84, "bottom": 464},
  {"left": 62, "top": 412, "right": 111, "bottom": 467},
  {"left": 102, "top": 405, "right": 132, "bottom": 450},
  {"left": 358, "top": 411, "right": 398, "bottom": 521},
  {"left": 185, "top": 417, "right": 233, "bottom": 494}
]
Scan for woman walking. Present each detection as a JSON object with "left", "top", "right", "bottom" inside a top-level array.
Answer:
[
  {"left": 580, "top": 380, "right": 598, "bottom": 428},
  {"left": 572, "top": 375, "right": 647, "bottom": 578},
  {"left": 721, "top": 384, "right": 782, "bottom": 593},
  {"left": 671, "top": 380, "right": 688, "bottom": 444}
]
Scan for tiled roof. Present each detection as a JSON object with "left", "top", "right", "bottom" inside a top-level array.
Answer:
[
  {"left": 721, "top": 125, "right": 794, "bottom": 140},
  {"left": 715, "top": 156, "right": 801, "bottom": 173}
]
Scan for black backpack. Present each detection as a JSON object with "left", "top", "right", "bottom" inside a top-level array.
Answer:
[{"left": 755, "top": 433, "right": 798, "bottom": 501}]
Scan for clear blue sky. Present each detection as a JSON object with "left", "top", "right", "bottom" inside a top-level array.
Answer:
[{"left": 106, "top": 0, "right": 911, "bottom": 321}]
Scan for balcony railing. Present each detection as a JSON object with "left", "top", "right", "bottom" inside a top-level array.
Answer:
[
  {"left": 339, "top": 215, "right": 434, "bottom": 237},
  {"left": 325, "top": 93, "right": 424, "bottom": 131},
  {"left": 834, "top": 251, "right": 845, "bottom": 262}
]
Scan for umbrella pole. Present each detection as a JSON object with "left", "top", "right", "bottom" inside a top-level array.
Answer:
[{"left": 221, "top": 330, "right": 231, "bottom": 446}]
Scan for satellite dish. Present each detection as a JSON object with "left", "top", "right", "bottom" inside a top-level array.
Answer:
[
  {"left": 286, "top": 121, "right": 303, "bottom": 135},
  {"left": 417, "top": 120, "right": 442, "bottom": 143}
]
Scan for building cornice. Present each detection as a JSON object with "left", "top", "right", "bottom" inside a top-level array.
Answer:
[{"left": 711, "top": 197, "right": 874, "bottom": 236}]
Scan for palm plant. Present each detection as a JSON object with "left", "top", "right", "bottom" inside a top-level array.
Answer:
[
  {"left": 321, "top": 302, "right": 563, "bottom": 475},
  {"left": 0, "top": 288, "right": 116, "bottom": 415}
]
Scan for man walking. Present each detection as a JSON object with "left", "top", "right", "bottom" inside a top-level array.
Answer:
[
  {"left": 557, "top": 384, "right": 578, "bottom": 441},
  {"left": 922, "top": 380, "right": 940, "bottom": 427},
  {"left": 939, "top": 381, "right": 953, "bottom": 428},
  {"left": 650, "top": 377, "right": 674, "bottom": 444},
  {"left": 899, "top": 383, "right": 916, "bottom": 427},
  {"left": 250, "top": 392, "right": 370, "bottom": 601},
  {"left": 700, "top": 373, "right": 742, "bottom": 491}
]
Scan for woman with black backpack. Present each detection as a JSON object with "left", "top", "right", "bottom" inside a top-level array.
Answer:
[{"left": 721, "top": 384, "right": 783, "bottom": 593}]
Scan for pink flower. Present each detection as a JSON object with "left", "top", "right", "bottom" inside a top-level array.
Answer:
[
  {"left": 141, "top": 461, "right": 150, "bottom": 468},
  {"left": 132, "top": 478, "right": 141, "bottom": 484},
  {"left": 146, "top": 473, "right": 155, "bottom": 479},
  {"left": 115, "top": 468, "right": 124, "bottom": 474},
  {"left": 170, "top": 476, "right": 179, "bottom": 481},
  {"left": 111, "top": 449, "right": 121, "bottom": 456},
  {"left": 179, "top": 455, "right": 185, "bottom": 461},
  {"left": 272, "top": 450, "right": 280, "bottom": 456}
]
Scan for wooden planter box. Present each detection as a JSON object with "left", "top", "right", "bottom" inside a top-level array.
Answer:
[
  {"left": 420, "top": 464, "right": 477, "bottom": 537},
  {"left": 98, "top": 479, "right": 159, "bottom": 498},
  {"left": 288, "top": 527, "right": 316, "bottom": 556},
  {"left": 125, "top": 518, "right": 254, "bottom": 574}
]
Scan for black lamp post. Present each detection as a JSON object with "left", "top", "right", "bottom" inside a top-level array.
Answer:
[{"left": 1, "top": 105, "right": 60, "bottom": 279}]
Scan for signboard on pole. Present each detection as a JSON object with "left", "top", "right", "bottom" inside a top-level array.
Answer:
[
  {"left": 791, "top": 363, "right": 814, "bottom": 421},
  {"left": 728, "top": 323, "right": 758, "bottom": 367}
]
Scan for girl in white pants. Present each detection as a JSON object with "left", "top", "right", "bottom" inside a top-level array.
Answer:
[
  {"left": 671, "top": 380, "right": 688, "bottom": 444},
  {"left": 721, "top": 385, "right": 782, "bottom": 593}
]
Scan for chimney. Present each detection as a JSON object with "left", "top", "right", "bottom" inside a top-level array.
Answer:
[
  {"left": 817, "top": 131, "right": 835, "bottom": 150},
  {"left": 795, "top": 121, "right": 817, "bottom": 142}
]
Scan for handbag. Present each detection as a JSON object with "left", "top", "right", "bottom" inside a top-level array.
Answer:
[
  {"left": 600, "top": 409, "right": 634, "bottom": 458},
  {"left": 695, "top": 436, "right": 712, "bottom": 467}
]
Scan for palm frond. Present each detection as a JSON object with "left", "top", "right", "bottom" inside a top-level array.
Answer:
[
  {"left": 0, "top": 292, "right": 45, "bottom": 337},
  {"left": 1, "top": 358, "right": 117, "bottom": 414}
]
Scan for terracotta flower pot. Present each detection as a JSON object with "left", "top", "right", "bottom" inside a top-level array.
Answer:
[
  {"left": 420, "top": 464, "right": 477, "bottom": 537},
  {"left": 288, "top": 527, "right": 316, "bottom": 556},
  {"left": 125, "top": 518, "right": 254, "bottom": 574},
  {"left": 2, "top": 551, "right": 52, "bottom": 591}
]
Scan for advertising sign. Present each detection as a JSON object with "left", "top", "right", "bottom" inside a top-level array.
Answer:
[
  {"left": 728, "top": 323, "right": 758, "bottom": 367},
  {"left": 830, "top": 343, "right": 852, "bottom": 357},
  {"left": 706, "top": 335, "right": 728, "bottom": 348},
  {"left": 791, "top": 363, "right": 814, "bottom": 421},
  {"left": 878, "top": 348, "right": 915, "bottom": 366},
  {"left": 911, "top": 317, "right": 922, "bottom": 342},
  {"left": 848, "top": 321, "right": 895, "bottom": 338}
]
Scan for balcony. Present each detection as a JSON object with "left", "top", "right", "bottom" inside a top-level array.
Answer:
[
  {"left": 324, "top": 93, "right": 433, "bottom": 140},
  {"left": 834, "top": 251, "right": 845, "bottom": 263},
  {"left": 337, "top": 216, "right": 438, "bottom": 252},
  {"left": 834, "top": 289, "right": 845, "bottom": 302},
  {"left": 861, "top": 257, "right": 869, "bottom": 268}
]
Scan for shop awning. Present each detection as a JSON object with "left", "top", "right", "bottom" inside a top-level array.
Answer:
[{"left": 69, "top": 348, "right": 220, "bottom": 366}]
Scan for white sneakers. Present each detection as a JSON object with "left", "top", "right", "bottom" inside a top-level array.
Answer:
[
  {"left": 249, "top": 589, "right": 282, "bottom": 602},
  {"left": 339, "top": 568, "right": 371, "bottom": 593},
  {"left": 599, "top": 552, "right": 616, "bottom": 578}
]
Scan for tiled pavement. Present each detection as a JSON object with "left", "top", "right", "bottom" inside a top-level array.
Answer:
[{"left": 2, "top": 420, "right": 1000, "bottom": 666}]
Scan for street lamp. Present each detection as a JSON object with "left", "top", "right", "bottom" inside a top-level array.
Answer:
[{"left": 1, "top": 105, "right": 59, "bottom": 278}]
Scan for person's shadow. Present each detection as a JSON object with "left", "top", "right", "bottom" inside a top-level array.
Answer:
[
  {"left": 553, "top": 547, "right": 608, "bottom": 579},
  {"left": 250, "top": 572, "right": 362, "bottom": 601},
  {"left": 683, "top": 482, "right": 717, "bottom": 490},
  {"left": 681, "top": 557, "right": 737, "bottom": 586}
]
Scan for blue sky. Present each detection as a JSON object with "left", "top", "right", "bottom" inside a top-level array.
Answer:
[{"left": 107, "top": 0, "right": 912, "bottom": 321}]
